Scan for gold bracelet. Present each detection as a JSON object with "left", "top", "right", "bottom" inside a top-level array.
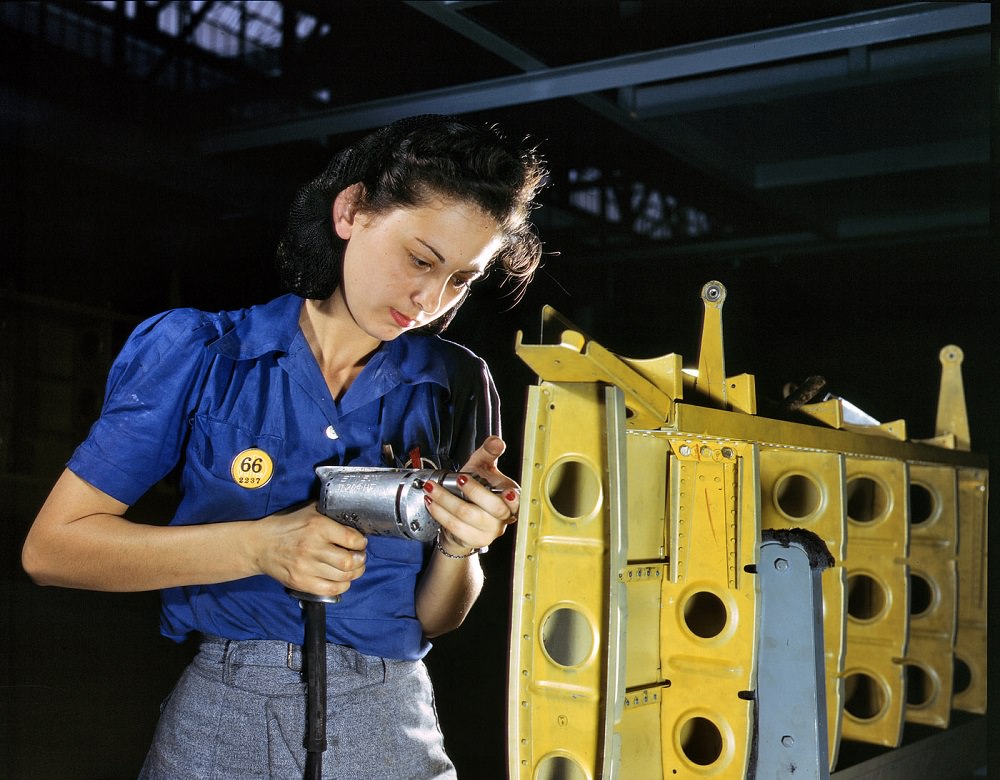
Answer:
[{"left": 434, "top": 532, "right": 487, "bottom": 559}]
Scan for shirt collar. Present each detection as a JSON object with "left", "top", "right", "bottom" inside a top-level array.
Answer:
[
  {"left": 209, "top": 293, "right": 303, "bottom": 360},
  {"left": 366, "top": 332, "right": 451, "bottom": 391},
  {"left": 210, "top": 294, "right": 452, "bottom": 389}
]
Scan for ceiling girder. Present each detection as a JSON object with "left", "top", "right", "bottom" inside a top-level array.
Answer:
[
  {"left": 755, "top": 137, "right": 990, "bottom": 189},
  {"left": 625, "top": 31, "right": 990, "bottom": 117},
  {"left": 199, "top": 1, "right": 989, "bottom": 154},
  {"left": 402, "top": 0, "right": 544, "bottom": 72}
]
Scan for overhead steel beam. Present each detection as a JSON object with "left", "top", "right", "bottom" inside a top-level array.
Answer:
[
  {"left": 403, "top": 0, "right": 543, "bottom": 72},
  {"left": 627, "top": 31, "right": 990, "bottom": 117},
  {"left": 402, "top": 0, "right": 682, "bottom": 168},
  {"left": 755, "top": 136, "right": 991, "bottom": 188},
  {"left": 199, "top": 2, "right": 989, "bottom": 153},
  {"left": 837, "top": 207, "right": 990, "bottom": 239}
]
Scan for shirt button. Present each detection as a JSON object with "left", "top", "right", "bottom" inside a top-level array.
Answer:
[{"left": 325, "top": 425, "right": 339, "bottom": 440}]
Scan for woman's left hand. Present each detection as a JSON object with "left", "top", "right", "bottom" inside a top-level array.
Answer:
[{"left": 422, "top": 435, "right": 519, "bottom": 555}]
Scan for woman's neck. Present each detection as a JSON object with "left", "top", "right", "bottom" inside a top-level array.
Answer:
[{"left": 299, "top": 295, "right": 381, "bottom": 401}]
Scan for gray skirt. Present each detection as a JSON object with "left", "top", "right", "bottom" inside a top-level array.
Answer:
[{"left": 138, "top": 635, "right": 456, "bottom": 780}]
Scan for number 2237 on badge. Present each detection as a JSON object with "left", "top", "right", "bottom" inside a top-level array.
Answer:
[{"left": 231, "top": 448, "right": 274, "bottom": 489}]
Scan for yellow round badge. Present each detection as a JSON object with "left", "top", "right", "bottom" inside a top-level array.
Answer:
[{"left": 231, "top": 448, "right": 274, "bottom": 489}]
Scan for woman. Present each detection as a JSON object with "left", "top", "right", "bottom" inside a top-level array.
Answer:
[{"left": 22, "top": 115, "right": 547, "bottom": 778}]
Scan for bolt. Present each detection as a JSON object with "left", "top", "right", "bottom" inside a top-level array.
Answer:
[
  {"left": 774, "top": 558, "right": 789, "bottom": 571},
  {"left": 781, "top": 735, "right": 795, "bottom": 748}
]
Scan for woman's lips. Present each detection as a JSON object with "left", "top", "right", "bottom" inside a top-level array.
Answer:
[{"left": 390, "top": 308, "right": 415, "bottom": 328}]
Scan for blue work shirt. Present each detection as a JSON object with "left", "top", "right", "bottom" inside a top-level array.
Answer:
[{"left": 67, "top": 294, "right": 500, "bottom": 660}]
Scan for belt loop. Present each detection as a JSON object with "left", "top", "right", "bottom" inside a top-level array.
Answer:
[{"left": 220, "top": 639, "right": 234, "bottom": 685}]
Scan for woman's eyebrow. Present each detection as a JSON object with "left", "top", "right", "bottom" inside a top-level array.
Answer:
[
  {"left": 416, "top": 238, "right": 447, "bottom": 265},
  {"left": 416, "top": 238, "right": 488, "bottom": 274}
]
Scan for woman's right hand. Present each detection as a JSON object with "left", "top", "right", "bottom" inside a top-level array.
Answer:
[
  {"left": 23, "top": 468, "right": 367, "bottom": 596},
  {"left": 253, "top": 504, "right": 368, "bottom": 600}
]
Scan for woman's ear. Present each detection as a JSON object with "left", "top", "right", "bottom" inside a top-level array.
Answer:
[{"left": 332, "top": 183, "right": 363, "bottom": 240}]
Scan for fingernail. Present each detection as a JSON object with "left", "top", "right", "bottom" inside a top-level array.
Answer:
[
  {"left": 424, "top": 495, "right": 432, "bottom": 506},
  {"left": 505, "top": 490, "right": 517, "bottom": 502},
  {"left": 423, "top": 481, "right": 434, "bottom": 493},
  {"left": 456, "top": 474, "right": 468, "bottom": 487}
]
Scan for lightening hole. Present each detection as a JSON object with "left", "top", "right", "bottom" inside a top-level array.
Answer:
[
  {"left": 774, "top": 473, "right": 822, "bottom": 520},
  {"left": 909, "top": 482, "right": 937, "bottom": 526},
  {"left": 683, "top": 591, "right": 728, "bottom": 639},
  {"left": 546, "top": 459, "right": 601, "bottom": 522},
  {"left": 905, "top": 664, "right": 937, "bottom": 708},
  {"left": 846, "top": 573, "right": 887, "bottom": 622},
  {"left": 846, "top": 476, "right": 889, "bottom": 523},
  {"left": 679, "top": 716, "right": 724, "bottom": 766},
  {"left": 541, "top": 607, "right": 593, "bottom": 668},
  {"left": 844, "top": 673, "right": 887, "bottom": 720},
  {"left": 953, "top": 656, "right": 972, "bottom": 695},
  {"left": 909, "top": 573, "right": 934, "bottom": 618},
  {"left": 535, "top": 755, "right": 588, "bottom": 780}
]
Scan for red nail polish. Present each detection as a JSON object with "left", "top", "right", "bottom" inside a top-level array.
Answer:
[
  {"left": 423, "top": 481, "right": 434, "bottom": 493},
  {"left": 424, "top": 495, "right": 432, "bottom": 506},
  {"left": 456, "top": 474, "right": 468, "bottom": 487},
  {"left": 505, "top": 490, "right": 517, "bottom": 502}
]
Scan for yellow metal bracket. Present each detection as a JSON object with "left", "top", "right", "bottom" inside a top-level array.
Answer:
[
  {"left": 689, "top": 281, "right": 757, "bottom": 414},
  {"left": 933, "top": 345, "right": 971, "bottom": 451},
  {"left": 515, "top": 305, "right": 678, "bottom": 429},
  {"left": 797, "top": 397, "right": 907, "bottom": 441}
]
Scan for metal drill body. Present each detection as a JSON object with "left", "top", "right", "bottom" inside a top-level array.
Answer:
[{"left": 315, "top": 465, "right": 491, "bottom": 543}]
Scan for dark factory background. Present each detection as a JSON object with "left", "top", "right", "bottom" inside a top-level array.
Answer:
[{"left": 1, "top": 2, "right": 996, "bottom": 778}]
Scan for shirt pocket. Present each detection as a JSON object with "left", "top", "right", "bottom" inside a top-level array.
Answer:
[{"left": 186, "top": 414, "right": 285, "bottom": 519}]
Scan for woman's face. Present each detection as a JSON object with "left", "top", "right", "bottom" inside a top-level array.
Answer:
[{"left": 334, "top": 191, "right": 503, "bottom": 341}]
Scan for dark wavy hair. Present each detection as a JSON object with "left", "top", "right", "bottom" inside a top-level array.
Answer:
[{"left": 275, "top": 115, "right": 547, "bottom": 334}]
